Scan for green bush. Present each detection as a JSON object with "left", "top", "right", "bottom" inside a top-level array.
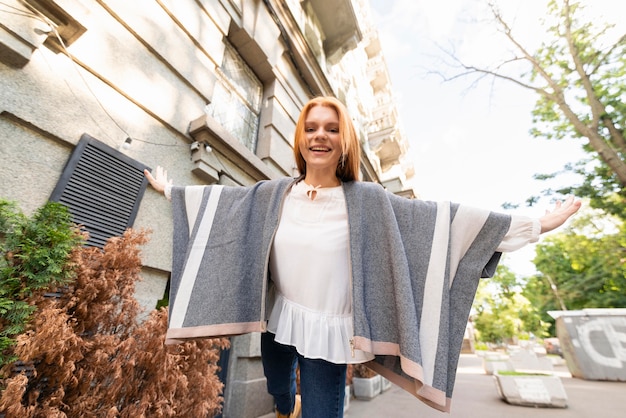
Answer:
[
  {"left": 474, "top": 342, "right": 489, "bottom": 351},
  {"left": 0, "top": 199, "right": 84, "bottom": 370}
]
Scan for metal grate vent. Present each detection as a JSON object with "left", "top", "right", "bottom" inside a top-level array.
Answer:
[{"left": 50, "top": 134, "right": 150, "bottom": 247}]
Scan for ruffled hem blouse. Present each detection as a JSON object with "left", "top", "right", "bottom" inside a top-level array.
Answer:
[
  {"left": 267, "top": 180, "right": 373, "bottom": 364},
  {"left": 268, "top": 293, "right": 374, "bottom": 363}
]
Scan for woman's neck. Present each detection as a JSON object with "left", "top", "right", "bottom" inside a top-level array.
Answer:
[{"left": 303, "top": 172, "right": 341, "bottom": 188}]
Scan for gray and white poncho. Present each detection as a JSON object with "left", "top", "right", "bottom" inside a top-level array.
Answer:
[{"left": 165, "top": 178, "right": 511, "bottom": 412}]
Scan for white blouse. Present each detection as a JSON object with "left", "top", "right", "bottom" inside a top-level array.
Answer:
[{"left": 266, "top": 181, "right": 540, "bottom": 364}]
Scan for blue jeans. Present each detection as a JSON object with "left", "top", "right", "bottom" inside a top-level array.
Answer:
[{"left": 261, "top": 332, "right": 347, "bottom": 418}]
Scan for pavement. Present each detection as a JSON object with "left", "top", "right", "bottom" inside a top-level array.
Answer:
[
  {"left": 345, "top": 354, "right": 625, "bottom": 418},
  {"left": 259, "top": 353, "right": 624, "bottom": 418}
]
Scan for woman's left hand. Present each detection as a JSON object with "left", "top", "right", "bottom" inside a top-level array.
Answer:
[{"left": 539, "top": 196, "right": 582, "bottom": 234}]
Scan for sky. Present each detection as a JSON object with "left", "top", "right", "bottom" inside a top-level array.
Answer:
[{"left": 367, "top": 0, "right": 623, "bottom": 276}]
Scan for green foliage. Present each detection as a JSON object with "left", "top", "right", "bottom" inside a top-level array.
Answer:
[
  {"left": 458, "top": 1, "right": 626, "bottom": 219},
  {"left": 0, "top": 199, "right": 83, "bottom": 369},
  {"left": 524, "top": 0, "right": 626, "bottom": 219},
  {"left": 474, "top": 341, "right": 489, "bottom": 351},
  {"left": 525, "top": 210, "right": 626, "bottom": 332},
  {"left": 472, "top": 264, "right": 550, "bottom": 344}
]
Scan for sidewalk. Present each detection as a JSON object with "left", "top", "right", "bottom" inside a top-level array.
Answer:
[{"left": 345, "top": 354, "right": 624, "bottom": 417}]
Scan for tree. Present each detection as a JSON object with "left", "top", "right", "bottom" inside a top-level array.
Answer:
[
  {"left": 524, "top": 209, "right": 626, "bottom": 331},
  {"left": 472, "top": 265, "right": 549, "bottom": 344},
  {"left": 446, "top": 0, "right": 626, "bottom": 219}
]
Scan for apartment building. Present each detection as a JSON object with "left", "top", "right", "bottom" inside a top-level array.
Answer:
[{"left": 0, "top": 1, "right": 414, "bottom": 416}]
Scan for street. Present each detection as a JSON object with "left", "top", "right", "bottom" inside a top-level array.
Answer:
[{"left": 346, "top": 354, "right": 624, "bottom": 418}]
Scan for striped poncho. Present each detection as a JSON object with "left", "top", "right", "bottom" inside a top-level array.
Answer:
[{"left": 166, "top": 178, "right": 511, "bottom": 412}]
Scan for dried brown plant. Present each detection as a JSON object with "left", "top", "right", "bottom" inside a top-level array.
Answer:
[{"left": 0, "top": 229, "right": 229, "bottom": 417}]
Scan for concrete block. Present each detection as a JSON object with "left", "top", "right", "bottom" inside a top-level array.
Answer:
[
  {"left": 493, "top": 373, "right": 567, "bottom": 408},
  {"left": 380, "top": 377, "right": 392, "bottom": 392},
  {"left": 482, "top": 352, "right": 513, "bottom": 375},
  {"left": 353, "top": 375, "right": 381, "bottom": 400},
  {"left": 555, "top": 312, "right": 626, "bottom": 381},
  {"left": 509, "top": 349, "right": 554, "bottom": 373}
]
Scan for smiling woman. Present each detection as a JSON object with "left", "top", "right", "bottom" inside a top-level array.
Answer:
[{"left": 144, "top": 95, "right": 579, "bottom": 418}]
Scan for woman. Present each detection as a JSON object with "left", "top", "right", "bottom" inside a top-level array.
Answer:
[{"left": 145, "top": 96, "right": 580, "bottom": 418}]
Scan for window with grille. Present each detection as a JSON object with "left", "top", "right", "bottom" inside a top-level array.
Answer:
[
  {"left": 205, "top": 43, "right": 263, "bottom": 153},
  {"left": 50, "top": 134, "right": 150, "bottom": 247}
]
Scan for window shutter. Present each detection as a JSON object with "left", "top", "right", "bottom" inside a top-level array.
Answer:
[{"left": 50, "top": 134, "right": 150, "bottom": 247}]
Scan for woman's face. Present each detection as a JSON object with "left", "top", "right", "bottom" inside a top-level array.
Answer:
[{"left": 299, "top": 105, "right": 342, "bottom": 175}]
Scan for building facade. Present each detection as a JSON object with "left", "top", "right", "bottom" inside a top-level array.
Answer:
[{"left": 0, "top": 0, "right": 414, "bottom": 416}]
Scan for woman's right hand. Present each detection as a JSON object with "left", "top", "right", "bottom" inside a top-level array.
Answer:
[{"left": 144, "top": 166, "right": 172, "bottom": 195}]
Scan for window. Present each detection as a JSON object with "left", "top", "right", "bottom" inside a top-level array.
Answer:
[
  {"left": 205, "top": 43, "right": 263, "bottom": 153},
  {"left": 50, "top": 134, "right": 150, "bottom": 247}
]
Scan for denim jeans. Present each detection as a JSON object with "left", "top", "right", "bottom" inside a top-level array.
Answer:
[{"left": 261, "top": 332, "right": 347, "bottom": 418}]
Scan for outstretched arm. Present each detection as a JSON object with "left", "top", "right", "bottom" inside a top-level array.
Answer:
[
  {"left": 497, "top": 196, "right": 581, "bottom": 252},
  {"left": 539, "top": 196, "right": 581, "bottom": 234},
  {"left": 144, "top": 166, "right": 172, "bottom": 195}
]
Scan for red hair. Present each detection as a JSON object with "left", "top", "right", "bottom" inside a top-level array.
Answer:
[{"left": 293, "top": 96, "right": 361, "bottom": 182}]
